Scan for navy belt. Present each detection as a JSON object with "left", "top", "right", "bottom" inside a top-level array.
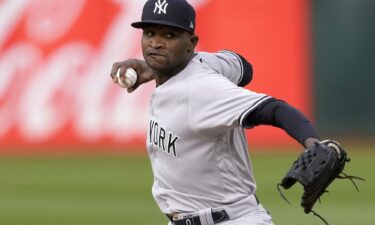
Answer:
[
  {"left": 166, "top": 195, "right": 260, "bottom": 225},
  {"left": 166, "top": 209, "right": 230, "bottom": 225}
]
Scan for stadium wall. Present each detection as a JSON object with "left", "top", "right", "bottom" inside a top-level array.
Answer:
[{"left": 0, "top": 0, "right": 311, "bottom": 154}]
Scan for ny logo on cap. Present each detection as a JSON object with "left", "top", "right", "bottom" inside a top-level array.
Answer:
[{"left": 154, "top": 0, "right": 168, "bottom": 14}]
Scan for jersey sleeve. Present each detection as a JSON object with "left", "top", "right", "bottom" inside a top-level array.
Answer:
[
  {"left": 187, "top": 73, "right": 271, "bottom": 137},
  {"left": 198, "top": 50, "right": 253, "bottom": 86}
]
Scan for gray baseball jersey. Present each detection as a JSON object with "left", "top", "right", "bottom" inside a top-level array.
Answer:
[{"left": 147, "top": 51, "right": 271, "bottom": 214}]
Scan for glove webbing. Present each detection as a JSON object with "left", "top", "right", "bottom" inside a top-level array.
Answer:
[{"left": 277, "top": 172, "right": 365, "bottom": 225}]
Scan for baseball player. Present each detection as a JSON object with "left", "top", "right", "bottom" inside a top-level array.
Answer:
[{"left": 110, "top": 0, "right": 322, "bottom": 224}]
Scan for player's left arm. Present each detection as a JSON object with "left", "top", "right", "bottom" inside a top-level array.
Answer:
[{"left": 241, "top": 98, "right": 320, "bottom": 148}]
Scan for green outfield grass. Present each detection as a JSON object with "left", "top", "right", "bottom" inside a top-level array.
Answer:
[{"left": 0, "top": 148, "right": 373, "bottom": 225}]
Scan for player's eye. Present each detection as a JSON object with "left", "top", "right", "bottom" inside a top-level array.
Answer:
[
  {"left": 165, "top": 32, "right": 177, "bottom": 39},
  {"left": 143, "top": 30, "right": 154, "bottom": 37}
]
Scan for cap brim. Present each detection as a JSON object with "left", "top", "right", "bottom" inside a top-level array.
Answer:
[{"left": 131, "top": 20, "right": 191, "bottom": 33}]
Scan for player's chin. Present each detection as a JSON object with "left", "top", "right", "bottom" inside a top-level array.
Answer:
[{"left": 145, "top": 58, "right": 169, "bottom": 71}]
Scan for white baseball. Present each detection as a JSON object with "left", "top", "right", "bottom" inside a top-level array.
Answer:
[{"left": 116, "top": 68, "right": 137, "bottom": 88}]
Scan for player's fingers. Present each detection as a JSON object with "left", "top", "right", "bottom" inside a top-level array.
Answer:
[
  {"left": 110, "top": 63, "right": 118, "bottom": 83},
  {"left": 110, "top": 62, "right": 122, "bottom": 83}
]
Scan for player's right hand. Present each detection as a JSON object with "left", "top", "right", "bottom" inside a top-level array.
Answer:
[{"left": 110, "top": 59, "right": 155, "bottom": 93}]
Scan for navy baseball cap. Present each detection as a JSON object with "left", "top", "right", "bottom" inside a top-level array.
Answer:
[{"left": 131, "top": 0, "right": 196, "bottom": 34}]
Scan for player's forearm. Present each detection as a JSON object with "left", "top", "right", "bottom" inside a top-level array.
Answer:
[
  {"left": 243, "top": 99, "right": 320, "bottom": 147},
  {"left": 271, "top": 104, "right": 320, "bottom": 147}
]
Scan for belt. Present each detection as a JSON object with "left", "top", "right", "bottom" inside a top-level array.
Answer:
[
  {"left": 166, "top": 209, "right": 230, "bottom": 225},
  {"left": 166, "top": 195, "right": 260, "bottom": 225}
]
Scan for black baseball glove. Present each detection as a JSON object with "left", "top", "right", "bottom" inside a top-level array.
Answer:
[{"left": 277, "top": 140, "right": 364, "bottom": 224}]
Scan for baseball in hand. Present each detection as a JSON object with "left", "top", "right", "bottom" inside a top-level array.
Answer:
[{"left": 116, "top": 68, "right": 137, "bottom": 88}]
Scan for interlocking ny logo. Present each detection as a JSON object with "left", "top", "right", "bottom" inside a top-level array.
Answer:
[{"left": 154, "top": 0, "right": 168, "bottom": 14}]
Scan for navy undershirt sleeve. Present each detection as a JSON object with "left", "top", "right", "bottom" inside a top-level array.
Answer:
[
  {"left": 222, "top": 50, "right": 253, "bottom": 87},
  {"left": 243, "top": 98, "right": 320, "bottom": 146},
  {"left": 234, "top": 53, "right": 253, "bottom": 87}
]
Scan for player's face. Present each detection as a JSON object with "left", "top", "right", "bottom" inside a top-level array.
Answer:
[{"left": 141, "top": 25, "right": 197, "bottom": 75}]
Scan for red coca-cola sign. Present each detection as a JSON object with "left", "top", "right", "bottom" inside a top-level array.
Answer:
[{"left": 0, "top": 0, "right": 311, "bottom": 153}]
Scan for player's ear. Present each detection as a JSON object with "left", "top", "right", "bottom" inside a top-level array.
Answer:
[{"left": 187, "top": 35, "right": 199, "bottom": 53}]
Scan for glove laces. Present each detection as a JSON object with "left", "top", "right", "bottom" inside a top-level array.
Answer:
[
  {"left": 276, "top": 172, "right": 364, "bottom": 225},
  {"left": 337, "top": 172, "right": 365, "bottom": 191}
]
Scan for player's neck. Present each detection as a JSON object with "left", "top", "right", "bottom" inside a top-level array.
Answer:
[{"left": 154, "top": 53, "right": 195, "bottom": 86}]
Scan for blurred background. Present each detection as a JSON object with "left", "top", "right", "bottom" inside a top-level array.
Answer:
[{"left": 0, "top": 0, "right": 374, "bottom": 224}]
